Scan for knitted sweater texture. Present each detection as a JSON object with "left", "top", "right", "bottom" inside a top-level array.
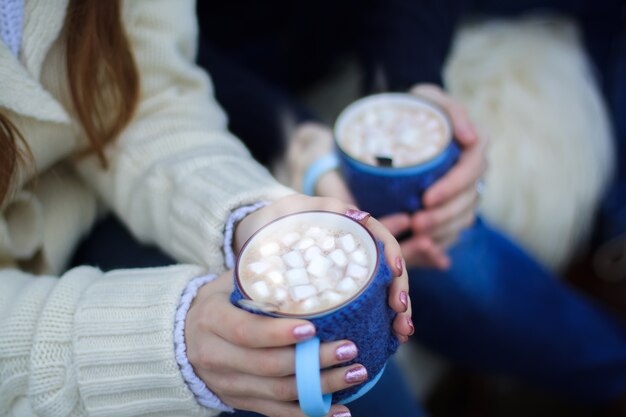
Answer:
[{"left": 0, "top": 0, "right": 292, "bottom": 416}]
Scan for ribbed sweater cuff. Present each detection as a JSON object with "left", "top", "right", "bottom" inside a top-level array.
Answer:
[
  {"left": 174, "top": 274, "right": 234, "bottom": 412},
  {"left": 222, "top": 201, "right": 270, "bottom": 270},
  {"left": 74, "top": 265, "right": 219, "bottom": 417}
]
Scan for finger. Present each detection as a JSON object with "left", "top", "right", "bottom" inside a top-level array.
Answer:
[
  {"left": 392, "top": 287, "right": 414, "bottom": 340},
  {"left": 434, "top": 231, "right": 461, "bottom": 255},
  {"left": 379, "top": 213, "right": 412, "bottom": 237},
  {"left": 422, "top": 142, "right": 486, "bottom": 208},
  {"left": 203, "top": 338, "right": 359, "bottom": 377},
  {"left": 415, "top": 187, "right": 478, "bottom": 234},
  {"left": 205, "top": 295, "right": 317, "bottom": 348},
  {"left": 211, "top": 364, "right": 368, "bottom": 402},
  {"left": 222, "top": 395, "right": 351, "bottom": 417},
  {"left": 364, "top": 216, "right": 404, "bottom": 277},
  {"left": 430, "top": 205, "right": 476, "bottom": 244},
  {"left": 410, "top": 84, "right": 478, "bottom": 146},
  {"left": 401, "top": 235, "right": 449, "bottom": 270},
  {"left": 393, "top": 312, "right": 415, "bottom": 341},
  {"left": 387, "top": 256, "right": 409, "bottom": 314}
]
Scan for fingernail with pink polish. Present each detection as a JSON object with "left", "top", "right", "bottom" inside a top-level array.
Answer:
[
  {"left": 345, "top": 209, "right": 371, "bottom": 223},
  {"left": 332, "top": 412, "right": 352, "bottom": 417},
  {"left": 345, "top": 365, "right": 368, "bottom": 384},
  {"left": 407, "top": 317, "right": 415, "bottom": 336},
  {"left": 335, "top": 343, "right": 358, "bottom": 361},
  {"left": 293, "top": 323, "right": 316, "bottom": 340},
  {"left": 400, "top": 291, "right": 408, "bottom": 311},
  {"left": 395, "top": 256, "right": 403, "bottom": 276}
]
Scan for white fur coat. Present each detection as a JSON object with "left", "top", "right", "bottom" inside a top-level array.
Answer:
[{"left": 445, "top": 17, "right": 615, "bottom": 270}]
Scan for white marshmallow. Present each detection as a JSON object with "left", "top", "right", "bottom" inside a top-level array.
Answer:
[
  {"left": 418, "top": 144, "right": 438, "bottom": 160},
  {"left": 259, "top": 242, "right": 280, "bottom": 257},
  {"left": 248, "top": 261, "right": 270, "bottom": 275},
  {"left": 296, "top": 237, "right": 315, "bottom": 250},
  {"left": 425, "top": 118, "right": 439, "bottom": 130},
  {"left": 314, "top": 277, "right": 334, "bottom": 292},
  {"left": 274, "top": 287, "right": 288, "bottom": 302},
  {"left": 301, "top": 296, "right": 321, "bottom": 312},
  {"left": 339, "top": 234, "right": 356, "bottom": 252},
  {"left": 346, "top": 262, "right": 369, "bottom": 280},
  {"left": 321, "top": 290, "right": 345, "bottom": 305},
  {"left": 290, "top": 284, "right": 317, "bottom": 301},
  {"left": 350, "top": 250, "right": 368, "bottom": 266},
  {"left": 327, "top": 267, "right": 343, "bottom": 282},
  {"left": 250, "top": 281, "right": 270, "bottom": 299},
  {"left": 283, "top": 250, "right": 305, "bottom": 268},
  {"left": 267, "top": 255, "right": 286, "bottom": 270},
  {"left": 364, "top": 111, "right": 378, "bottom": 126},
  {"left": 286, "top": 268, "right": 309, "bottom": 286},
  {"left": 320, "top": 236, "right": 336, "bottom": 251},
  {"left": 336, "top": 277, "right": 359, "bottom": 294},
  {"left": 398, "top": 129, "right": 417, "bottom": 145},
  {"left": 281, "top": 232, "right": 301, "bottom": 248},
  {"left": 304, "top": 246, "right": 323, "bottom": 262},
  {"left": 329, "top": 249, "right": 348, "bottom": 267},
  {"left": 305, "top": 227, "right": 324, "bottom": 238},
  {"left": 266, "top": 270, "right": 284, "bottom": 285},
  {"left": 307, "top": 255, "right": 333, "bottom": 278}
]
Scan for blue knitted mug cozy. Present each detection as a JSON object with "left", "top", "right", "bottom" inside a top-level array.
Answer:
[
  {"left": 334, "top": 93, "right": 461, "bottom": 218},
  {"left": 337, "top": 141, "right": 460, "bottom": 218},
  {"left": 231, "top": 240, "right": 399, "bottom": 405}
]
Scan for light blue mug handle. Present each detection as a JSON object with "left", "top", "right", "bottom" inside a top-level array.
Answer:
[{"left": 296, "top": 337, "right": 332, "bottom": 417}]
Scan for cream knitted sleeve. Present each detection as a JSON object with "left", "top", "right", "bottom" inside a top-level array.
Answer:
[
  {"left": 0, "top": 265, "right": 220, "bottom": 417},
  {"left": 74, "top": 0, "right": 293, "bottom": 274}
]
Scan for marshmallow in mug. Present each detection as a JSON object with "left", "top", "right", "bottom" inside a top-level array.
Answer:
[
  {"left": 337, "top": 100, "right": 450, "bottom": 168},
  {"left": 238, "top": 224, "right": 372, "bottom": 315}
]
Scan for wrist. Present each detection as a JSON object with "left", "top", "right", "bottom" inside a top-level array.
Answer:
[{"left": 174, "top": 274, "right": 234, "bottom": 412}]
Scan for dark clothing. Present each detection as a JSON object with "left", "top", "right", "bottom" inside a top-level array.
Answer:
[{"left": 197, "top": 0, "right": 626, "bottom": 238}]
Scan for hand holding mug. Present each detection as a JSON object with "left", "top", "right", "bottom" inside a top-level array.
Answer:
[
  {"left": 232, "top": 207, "right": 412, "bottom": 416},
  {"left": 406, "top": 84, "right": 488, "bottom": 265},
  {"left": 185, "top": 270, "right": 359, "bottom": 416}
]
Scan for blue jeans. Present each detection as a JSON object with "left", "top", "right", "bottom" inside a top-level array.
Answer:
[{"left": 409, "top": 218, "right": 626, "bottom": 403}]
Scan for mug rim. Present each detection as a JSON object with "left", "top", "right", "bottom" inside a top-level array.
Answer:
[
  {"left": 234, "top": 210, "right": 381, "bottom": 318},
  {"left": 334, "top": 92, "right": 454, "bottom": 171}
]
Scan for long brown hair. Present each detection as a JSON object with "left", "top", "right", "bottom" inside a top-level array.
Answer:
[{"left": 0, "top": 0, "right": 139, "bottom": 203}]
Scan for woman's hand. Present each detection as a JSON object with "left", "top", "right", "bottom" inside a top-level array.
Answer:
[
  {"left": 403, "top": 84, "right": 488, "bottom": 268},
  {"left": 235, "top": 194, "right": 414, "bottom": 343},
  {"left": 186, "top": 271, "right": 360, "bottom": 416}
]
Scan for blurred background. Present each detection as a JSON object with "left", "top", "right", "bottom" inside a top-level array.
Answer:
[{"left": 195, "top": 1, "right": 626, "bottom": 415}]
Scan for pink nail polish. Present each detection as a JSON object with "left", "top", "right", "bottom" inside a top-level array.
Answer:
[
  {"left": 395, "top": 256, "right": 403, "bottom": 276},
  {"left": 399, "top": 291, "right": 408, "bottom": 311},
  {"left": 332, "top": 412, "right": 352, "bottom": 417},
  {"left": 335, "top": 343, "right": 358, "bottom": 361},
  {"left": 345, "top": 209, "right": 371, "bottom": 223},
  {"left": 407, "top": 317, "right": 415, "bottom": 336},
  {"left": 293, "top": 324, "right": 316, "bottom": 340},
  {"left": 345, "top": 366, "right": 368, "bottom": 384}
]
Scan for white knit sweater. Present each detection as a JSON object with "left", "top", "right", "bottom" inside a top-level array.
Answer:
[{"left": 0, "top": 0, "right": 292, "bottom": 416}]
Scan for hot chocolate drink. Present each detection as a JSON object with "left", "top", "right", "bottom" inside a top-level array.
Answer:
[
  {"left": 236, "top": 213, "right": 376, "bottom": 316},
  {"left": 336, "top": 95, "right": 451, "bottom": 168}
]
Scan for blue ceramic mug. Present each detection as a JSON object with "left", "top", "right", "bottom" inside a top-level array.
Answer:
[
  {"left": 304, "top": 93, "right": 460, "bottom": 218},
  {"left": 231, "top": 211, "right": 399, "bottom": 417}
]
